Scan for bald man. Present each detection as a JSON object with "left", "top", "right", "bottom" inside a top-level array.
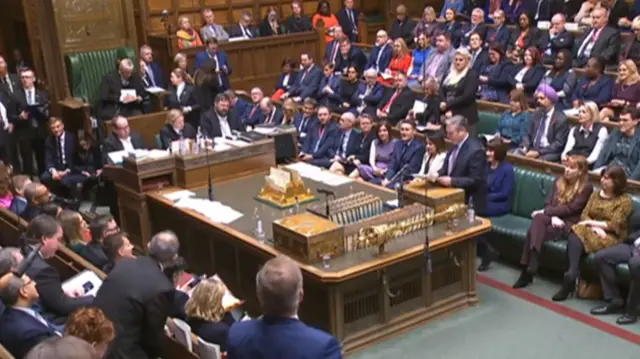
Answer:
[
  {"left": 328, "top": 112, "right": 362, "bottom": 174},
  {"left": 259, "top": 98, "right": 284, "bottom": 125},
  {"left": 227, "top": 256, "right": 342, "bottom": 359},
  {"left": 21, "top": 183, "right": 51, "bottom": 222},
  {"left": 574, "top": 8, "right": 621, "bottom": 67},
  {"left": 366, "top": 30, "right": 392, "bottom": 73},
  {"left": 539, "top": 14, "right": 574, "bottom": 64},
  {"left": 242, "top": 87, "right": 265, "bottom": 126}
]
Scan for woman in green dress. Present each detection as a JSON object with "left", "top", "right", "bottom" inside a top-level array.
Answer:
[{"left": 60, "top": 210, "right": 91, "bottom": 253}]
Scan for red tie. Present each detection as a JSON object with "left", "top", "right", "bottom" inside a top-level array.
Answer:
[
  {"left": 300, "top": 67, "right": 310, "bottom": 83},
  {"left": 249, "top": 104, "right": 258, "bottom": 118},
  {"left": 382, "top": 90, "right": 400, "bottom": 112}
]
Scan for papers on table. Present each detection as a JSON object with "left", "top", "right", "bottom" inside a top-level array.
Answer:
[
  {"left": 565, "top": 22, "right": 579, "bottom": 32},
  {"left": 174, "top": 197, "right": 243, "bottom": 224},
  {"left": 145, "top": 86, "right": 166, "bottom": 94},
  {"left": 253, "top": 127, "right": 280, "bottom": 135},
  {"left": 62, "top": 270, "right": 102, "bottom": 297},
  {"left": 214, "top": 137, "right": 249, "bottom": 148},
  {"left": 107, "top": 150, "right": 128, "bottom": 165},
  {"left": 107, "top": 149, "right": 170, "bottom": 164},
  {"left": 564, "top": 108, "right": 579, "bottom": 117},
  {"left": 164, "top": 190, "right": 196, "bottom": 202},
  {"left": 119, "top": 89, "right": 136, "bottom": 102},
  {"left": 284, "top": 163, "right": 354, "bottom": 187},
  {"left": 412, "top": 100, "right": 427, "bottom": 114}
]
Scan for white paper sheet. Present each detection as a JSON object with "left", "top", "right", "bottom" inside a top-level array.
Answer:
[
  {"left": 412, "top": 100, "right": 427, "bottom": 114},
  {"left": 146, "top": 86, "right": 166, "bottom": 94},
  {"left": 164, "top": 190, "right": 196, "bottom": 201},
  {"left": 107, "top": 150, "right": 128, "bottom": 164},
  {"left": 62, "top": 270, "right": 103, "bottom": 297},
  {"left": 174, "top": 198, "right": 243, "bottom": 224},
  {"left": 119, "top": 89, "right": 136, "bottom": 102},
  {"left": 253, "top": 127, "right": 279, "bottom": 135},
  {"left": 564, "top": 108, "right": 579, "bottom": 117}
]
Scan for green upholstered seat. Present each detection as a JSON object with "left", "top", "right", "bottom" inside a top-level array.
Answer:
[
  {"left": 155, "top": 134, "right": 163, "bottom": 149},
  {"left": 65, "top": 47, "right": 136, "bottom": 107},
  {"left": 477, "top": 111, "right": 501, "bottom": 136}
]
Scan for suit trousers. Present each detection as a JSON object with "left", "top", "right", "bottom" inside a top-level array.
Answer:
[
  {"left": 12, "top": 128, "right": 44, "bottom": 176},
  {"left": 594, "top": 244, "right": 640, "bottom": 312}
]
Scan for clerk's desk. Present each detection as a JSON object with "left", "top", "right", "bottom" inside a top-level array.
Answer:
[{"left": 103, "top": 140, "right": 490, "bottom": 354}]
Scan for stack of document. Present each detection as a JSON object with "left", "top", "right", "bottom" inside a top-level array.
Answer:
[
  {"left": 253, "top": 127, "right": 279, "bottom": 135},
  {"left": 164, "top": 190, "right": 196, "bottom": 202},
  {"left": 174, "top": 197, "right": 243, "bottom": 224},
  {"left": 284, "top": 163, "right": 353, "bottom": 186}
]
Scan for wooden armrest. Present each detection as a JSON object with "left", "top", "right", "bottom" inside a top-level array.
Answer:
[{"left": 58, "top": 98, "right": 88, "bottom": 110}]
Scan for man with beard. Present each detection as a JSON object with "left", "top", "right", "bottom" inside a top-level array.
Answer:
[{"left": 199, "top": 93, "right": 242, "bottom": 138}]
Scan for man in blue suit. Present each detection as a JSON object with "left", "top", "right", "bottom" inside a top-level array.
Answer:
[
  {"left": 226, "top": 255, "right": 342, "bottom": 359},
  {"left": 380, "top": 120, "right": 425, "bottom": 187},
  {"left": 0, "top": 273, "right": 59, "bottom": 358},
  {"left": 241, "top": 87, "right": 266, "bottom": 126},
  {"left": 8, "top": 174, "right": 31, "bottom": 216},
  {"left": 324, "top": 27, "right": 346, "bottom": 65},
  {"left": 365, "top": 30, "right": 393, "bottom": 73},
  {"left": 485, "top": 10, "right": 511, "bottom": 50},
  {"left": 436, "top": 115, "right": 487, "bottom": 214},
  {"left": 194, "top": 38, "right": 232, "bottom": 90},
  {"left": 299, "top": 106, "right": 338, "bottom": 167},
  {"left": 350, "top": 69, "right": 384, "bottom": 115},
  {"left": 260, "top": 98, "right": 284, "bottom": 126},
  {"left": 293, "top": 98, "right": 318, "bottom": 146},
  {"left": 140, "top": 45, "right": 165, "bottom": 89},
  {"left": 328, "top": 112, "right": 362, "bottom": 173},
  {"left": 283, "top": 53, "right": 322, "bottom": 102},
  {"left": 226, "top": 90, "right": 249, "bottom": 121},
  {"left": 337, "top": 0, "right": 359, "bottom": 42}
]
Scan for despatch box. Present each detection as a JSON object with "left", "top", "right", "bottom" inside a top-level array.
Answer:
[
  {"left": 273, "top": 212, "right": 345, "bottom": 264},
  {"left": 403, "top": 185, "right": 465, "bottom": 213}
]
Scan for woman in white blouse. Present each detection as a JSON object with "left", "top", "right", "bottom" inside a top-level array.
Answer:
[
  {"left": 561, "top": 101, "right": 609, "bottom": 165},
  {"left": 412, "top": 132, "right": 447, "bottom": 182}
]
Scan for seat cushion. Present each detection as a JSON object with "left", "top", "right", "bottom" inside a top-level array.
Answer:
[
  {"left": 491, "top": 214, "right": 530, "bottom": 239},
  {"left": 511, "top": 168, "right": 555, "bottom": 218},
  {"left": 477, "top": 111, "right": 501, "bottom": 135}
]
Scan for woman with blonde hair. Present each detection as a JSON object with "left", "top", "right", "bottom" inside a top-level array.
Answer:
[
  {"left": 413, "top": 6, "right": 439, "bottom": 39},
  {"left": 561, "top": 101, "right": 608, "bottom": 164},
  {"left": 60, "top": 210, "right": 90, "bottom": 252},
  {"left": 177, "top": 16, "right": 203, "bottom": 49},
  {"left": 600, "top": 59, "right": 640, "bottom": 122},
  {"left": 282, "top": 98, "right": 298, "bottom": 125},
  {"left": 513, "top": 155, "right": 594, "bottom": 289},
  {"left": 185, "top": 278, "right": 234, "bottom": 350},
  {"left": 377, "top": 38, "right": 412, "bottom": 85},
  {"left": 159, "top": 108, "right": 197, "bottom": 150},
  {"left": 439, "top": 48, "right": 480, "bottom": 136},
  {"left": 173, "top": 53, "right": 193, "bottom": 84}
]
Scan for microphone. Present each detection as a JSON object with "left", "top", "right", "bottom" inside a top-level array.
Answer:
[
  {"left": 387, "top": 164, "right": 409, "bottom": 185},
  {"left": 316, "top": 188, "right": 335, "bottom": 196},
  {"left": 13, "top": 243, "right": 42, "bottom": 277},
  {"left": 161, "top": 9, "right": 169, "bottom": 20},
  {"left": 204, "top": 138, "right": 214, "bottom": 202}
]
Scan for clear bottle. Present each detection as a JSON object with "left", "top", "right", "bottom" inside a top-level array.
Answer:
[
  {"left": 467, "top": 197, "right": 475, "bottom": 224},
  {"left": 255, "top": 218, "right": 266, "bottom": 244}
]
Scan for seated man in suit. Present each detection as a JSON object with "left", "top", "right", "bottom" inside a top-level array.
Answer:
[
  {"left": 0, "top": 272, "right": 59, "bottom": 358},
  {"left": 102, "top": 232, "right": 135, "bottom": 273},
  {"left": 485, "top": 10, "right": 511, "bottom": 51},
  {"left": 8, "top": 174, "right": 31, "bottom": 216},
  {"left": 200, "top": 8, "right": 230, "bottom": 42},
  {"left": 241, "top": 87, "right": 265, "bottom": 127},
  {"left": 200, "top": 93, "right": 243, "bottom": 138},
  {"left": 39, "top": 118, "right": 87, "bottom": 201},
  {"left": 458, "top": 8, "right": 488, "bottom": 47},
  {"left": 435, "top": 115, "right": 487, "bottom": 214},
  {"left": 226, "top": 90, "right": 249, "bottom": 121},
  {"left": 159, "top": 109, "right": 197, "bottom": 150},
  {"left": 334, "top": 39, "right": 367, "bottom": 75},
  {"left": 293, "top": 97, "right": 318, "bottom": 146},
  {"left": 21, "top": 183, "right": 51, "bottom": 222},
  {"left": 350, "top": 69, "right": 384, "bottom": 115},
  {"left": 102, "top": 116, "right": 145, "bottom": 161},
  {"left": 379, "top": 120, "right": 425, "bottom": 187},
  {"left": 283, "top": 52, "right": 323, "bottom": 102},
  {"left": 98, "top": 58, "right": 147, "bottom": 121},
  {"left": 468, "top": 32, "right": 489, "bottom": 75},
  {"left": 227, "top": 255, "right": 342, "bottom": 359},
  {"left": 194, "top": 38, "right": 232, "bottom": 90},
  {"left": 299, "top": 106, "right": 339, "bottom": 167},
  {"left": 78, "top": 214, "right": 119, "bottom": 271},
  {"left": 139, "top": 45, "right": 165, "bottom": 89},
  {"left": 539, "top": 14, "right": 574, "bottom": 64},
  {"left": 259, "top": 98, "right": 284, "bottom": 126},
  {"left": 324, "top": 26, "right": 346, "bottom": 65},
  {"left": 572, "top": 56, "right": 614, "bottom": 108},
  {"left": 328, "top": 112, "right": 362, "bottom": 174},
  {"left": 375, "top": 71, "right": 415, "bottom": 125},
  {"left": 366, "top": 30, "right": 393, "bottom": 74},
  {"left": 230, "top": 11, "right": 259, "bottom": 39},
  {"left": 22, "top": 215, "right": 94, "bottom": 325},
  {"left": 517, "top": 84, "right": 569, "bottom": 162},
  {"left": 574, "top": 8, "right": 620, "bottom": 67},
  {"left": 338, "top": 0, "right": 359, "bottom": 42}
]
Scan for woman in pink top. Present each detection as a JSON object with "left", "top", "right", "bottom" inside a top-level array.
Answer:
[{"left": 0, "top": 164, "right": 13, "bottom": 208}]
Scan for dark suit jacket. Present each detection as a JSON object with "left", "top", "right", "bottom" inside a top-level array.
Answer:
[
  {"left": 193, "top": 51, "right": 232, "bottom": 90},
  {"left": 11, "top": 87, "right": 50, "bottom": 137},
  {"left": 324, "top": 40, "right": 342, "bottom": 64},
  {"left": 620, "top": 38, "right": 640, "bottom": 66},
  {"left": 0, "top": 307, "right": 58, "bottom": 358},
  {"left": 262, "top": 108, "right": 284, "bottom": 126},
  {"left": 594, "top": 128, "right": 640, "bottom": 180},
  {"left": 102, "top": 132, "right": 145, "bottom": 164},
  {"left": 293, "top": 113, "right": 318, "bottom": 143},
  {"left": 142, "top": 61, "right": 165, "bottom": 88},
  {"left": 438, "top": 136, "right": 487, "bottom": 214},
  {"left": 574, "top": 26, "right": 620, "bottom": 66},
  {"left": 334, "top": 129, "right": 363, "bottom": 159},
  {"left": 350, "top": 83, "right": 384, "bottom": 108},
  {"left": 241, "top": 103, "right": 265, "bottom": 126},
  {"left": 260, "top": 18, "right": 282, "bottom": 37},
  {"left": 378, "top": 87, "right": 416, "bottom": 125},
  {"left": 285, "top": 15, "right": 313, "bottom": 33},
  {"left": 521, "top": 107, "right": 569, "bottom": 156},
  {"left": 44, "top": 131, "right": 76, "bottom": 173},
  {"left": 485, "top": 161, "right": 516, "bottom": 217},
  {"left": 164, "top": 84, "right": 201, "bottom": 128},
  {"left": 507, "top": 64, "right": 545, "bottom": 97},
  {"left": 337, "top": 8, "right": 360, "bottom": 41},
  {"left": 485, "top": 25, "right": 511, "bottom": 50},
  {"left": 572, "top": 75, "right": 614, "bottom": 106},
  {"left": 366, "top": 44, "right": 393, "bottom": 73},
  {"left": 441, "top": 21, "right": 463, "bottom": 47},
  {"left": 508, "top": 27, "right": 541, "bottom": 51},
  {"left": 98, "top": 72, "right": 147, "bottom": 120},
  {"left": 532, "top": 0, "right": 553, "bottom": 21},
  {"left": 355, "top": 131, "right": 376, "bottom": 164},
  {"left": 159, "top": 123, "right": 197, "bottom": 150},
  {"left": 608, "top": 0, "right": 630, "bottom": 27},
  {"left": 334, "top": 46, "right": 367, "bottom": 75},
  {"left": 302, "top": 122, "right": 339, "bottom": 159},
  {"left": 486, "top": 61, "right": 514, "bottom": 104},
  {"left": 442, "top": 70, "right": 479, "bottom": 125},
  {"left": 199, "top": 109, "right": 242, "bottom": 139},
  {"left": 385, "top": 140, "right": 426, "bottom": 182},
  {"left": 289, "top": 64, "right": 323, "bottom": 99},
  {"left": 275, "top": 72, "right": 298, "bottom": 92},
  {"left": 227, "top": 316, "right": 342, "bottom": 359},
  {"left": 539, "top": 30, "right": 574, "bottom": 63},
  {"left": 470, "top": 49, "right": 489, "bottom": 76},
  {"left": 78, "top": 240, "right": 109, "bottom": 271},
  {"left": 390, "top": 18, "right": 417, "bottom": 46},
  {"left": 316, "top": 75, "right": 341, "bottom": 106},
  {"left": 94, "top": 256, "right": 174, "bottom": 359},
  {"left": 22, "top": 250, "right": 94, "bottom": 325},
  {"left": 230, "top": 24, "right": 259, "bottom": 38},
  {"left": 0, "top": 73, "right": 20, "bottom": 96},
  {"left": 20, "top": 205, "right": 40, "bottom": 222},
  {"left": 459, "top": 23, "right": 489, "bottom": 47},
  {"left": 8, "top": 196, "right": 27, "bottom": 215},
  {"left": 187, "top": 312, "right": 234, "bottom": 352}
]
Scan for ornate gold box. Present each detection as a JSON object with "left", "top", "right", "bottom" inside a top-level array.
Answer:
[
  {"left": 273, "top": 212, "right": 344, "bottom": 264},
  {"left": 403, "top": 185, "right": 465, "bottom": 213}
]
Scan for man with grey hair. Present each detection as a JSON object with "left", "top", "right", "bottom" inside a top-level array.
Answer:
[
  {"left": 260, "top": 97, "right": 284, "bottom": 125},
  {"left": 539, "top": 13, "right": 574, "bottom": 64},
  {"left": 227, "top": 255, "right": 342, "bottom": 359},
  {"left": 242, "top": 87, "right": 265, "bottom": 126},
  {"left": 574, "top": 7, "right": 620, "bottom": 67},
  {"left": 230, "top": 11, "right": 258, "bottom": 39},
  {"left": 94, "top": 230, "right": 179, "bottom": 359},
  {"left": 25, "top": 336, "right": 99, "bottom": 359},
  {"left": 0, "top": 247, "right": 23, "bottom": 277},
  {"left": 139, "top": 44, "right": 164, "bottom": 88},
  {"left": 98, "top": 57, "right": 147, "bottom": 120},
  {"left": 328, "top": 112, "right": 362, "bottom": 174},
  {"left": 200, "top": 8, "right": 230, "bottom": 42}
]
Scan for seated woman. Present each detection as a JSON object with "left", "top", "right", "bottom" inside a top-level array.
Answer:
[
  {"left": 312, "top": 0, "right": 340, "bottom": 42},
  {"left": 347, "top": 114, "right": 376, "bottom": 178},
  {"left": 65, "top": 307, "right": 115, "bottom": 358},
  {"left": 600, "top": 60, "right": 640, "bottom": 122},
  {"left": 620, "top": 17, "right": 640, "bottom": 66},
  {"left": 493, "top": 89, "right": 531, "bottom": 149},
  {"left": 552, "top": 164, "right": 633, "bottom": 301},
  {"left": 440, "top": 48, "right": 479, "bottom": 136},
  {"left": 60, "top": 209, "right": 90, "bottom": 253},
  {"left": 572, "top": 56, "right": 614, "bottom": 109},
  {"left": 413, "top": 132, "right": 447, "bottom": 180},
  {"left": 507, "top": 47, "right": 545, "bottom": 99},
  {"left": 281, "top": 98, "right": 298, "bottom": 125},
  {"left": 439, "top": 8, "right": 462, "bottom": 47},
  {"left": 272, "top": 57, "right": 298, "bottom": 101},
  {"left": 413, "top": 6, "right": 440, "bottom": 40},
  {"left": 478, "top": 45, "right": 513, "bottom": 104},
  {"left": 165, "top": 68, "right": 200, "bottom": 129},
  {"left": 378, "top": 38, "right": 412, "bottom": 86},
  {"left": 477, "top": 139, "right": 516, "bottom": 271},
  {"left": 562, "top": 101, "right": 609, "bottom": 165},
  {"left": 539, "top": 49, "right": 577, "bottom": 109},
  {"left": 408, "top": 78, "right": 442, "bottom": 133},
  {"left": 507, "top": 12, "right": 540, "bottom": 58},
  {"left": 184, "top": 278, "right": 235, "bottom": 351},
  {"left": 173, "top": 53, "right": 193, "bottom": 84},
  {"left": 0, "top": 164, "right": 12, "bottom": 208},
  {"left": 177, "top": 16, "right": 203, "bottom": 49},
  {"left": 330, "top": 66, "right": 360, "bottom": 114},
  {"left": 316, "top": 62, "right": 341, "bottom": 106},
  {"left": 354, "top": 122, "right": 397, "bottom": 182},
  {"left": 514, "top": 155, "right": 593, "bottom": 289},
  {"left": 260, "top": 6, "right": 282, "bottom": 37},
  {"left": 408, "top": 34, "right": 432, "bottom": 87},
  {"left": 160, "top": 109, "right": 197, "bottom": 150}
]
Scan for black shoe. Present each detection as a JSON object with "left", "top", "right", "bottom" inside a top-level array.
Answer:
[
  {"left": 616, "top": 314, "right": 638, "bottom": 325},
  {"left": 512, "top": 271, "right": 533, "bottom": 289},
  {"left": 590, "top": 302, "right": 625, "bottom": 315},
  {"left": 552, "top": 277, "right": 575, "bottom": 302},
  {"left": 477, "top": 248, "right": 499, "bottom": 272}
]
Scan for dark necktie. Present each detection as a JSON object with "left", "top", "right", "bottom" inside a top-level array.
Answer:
[
  {"left": 57, "top": 136, "right": 64, "bottom": 166},
  {"left": 447, "top": 145, "right": 459, "bottom": 175},
  {"left": 299, "top": 117, "right": 307, "bottom": 132}
]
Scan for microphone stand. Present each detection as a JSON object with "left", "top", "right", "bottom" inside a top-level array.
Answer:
[
  {"left": 423, "top": 179, "right": 432, "bottom": 273},
  {"left": 205, "top": 139, "right": 214, "bottom": 201}
]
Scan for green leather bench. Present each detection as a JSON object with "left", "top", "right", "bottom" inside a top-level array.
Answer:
[
  {"left": 64, "top": 47, "right": 136, "bottom": 107},
  {"left": 477, "top": 111, "right": 501, "bottom": 135}
]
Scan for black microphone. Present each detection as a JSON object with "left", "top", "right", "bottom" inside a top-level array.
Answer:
[
  {"left": 205, "top": 141, "right": 214, "bottom": 201},
  {"left": 387, "top": 164, "right": 409, "bottom": 185},
  {"left": 12, "top": 243, "right": 42, "bottom": 277},
  {"left": 317, "top": 188, "right": 335, "bottom": 196}
]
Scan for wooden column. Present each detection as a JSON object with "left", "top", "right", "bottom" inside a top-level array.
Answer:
[{"left": 34, "top": 0, "right": 68, "bottom": 108}]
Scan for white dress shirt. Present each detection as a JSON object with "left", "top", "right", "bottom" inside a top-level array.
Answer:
[
  {"left": 539, "top": 109, "right": 554, "bottom": 148},
  {"left": 176, "top": 83, "right": 185, "bottom": 100},
  {"left": 0, "top": 100, "right": 8, "bottom": 130},
  {"left": 217, "top": 112, "right": 232, "bottom": 137},
  {"left": 561, "top": 124, "right": 609, "bottom": 164},
  {"left": 25, "top": 88, "right": 35, "bottom": 105},
  {"left": 119, "top": 136, "right": 135, "bottom": 152},
  {"left": 419, "top": 152, "right": 447, "bottom": 177}
]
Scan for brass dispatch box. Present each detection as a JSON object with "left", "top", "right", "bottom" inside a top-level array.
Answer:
[
  {"left": 273, "top": 212, "right": 344, "bottom": 264},
  {"left": 403, "top": 185, "right": 465, "bottom": 213}
]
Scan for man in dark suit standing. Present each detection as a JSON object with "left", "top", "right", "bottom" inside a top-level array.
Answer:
[
  {"left": 98, "top": 58, "right": 147, "bottom": 121},
  {"left": 337, "top": 0, "right": 359, "bottom": 42},
  {"left": 574, "top": 8, "right": 620, "bottom": 67},
  {"left": 11, "top": 68, "right": 49, "bottom": 176},
  {"left": 94, "top": 231, "right": 180, "bottom": 359},
  {"left": 0, "top": 91, "right": 13, "bottom": 166},
  {"left": 299, "top": 106, "right": 339, "bottom": 166},
  {"left": 230, "top": 12, "right": 259, "bottom": 39},
  {"left": 283, "top": 52, "right": 323, "bottom": 102},
  {"left": 22, "top": 215, "right": 94, "bottom": 325},
  {"left": 227, "top": 255, "right": 342, "bottom": 359},
  {"left": 437, "top": 116, "right": 487, "bottom": 214},
  {"left": 375, "top": 72, "right": 415, "bottom": 125},
  {"left": 79, "top": 214, "right": 119, "bottom": 271},
  {"left": 259, "top": 98, "right": 284, "bottom": 126},
  {"left": 518, "top": 84, "right": 569, "bottom": 162},
  {"left": 139, "top": 45, "right": 165, "bottom": 89},
  {"left": 200, "top": 93, "right": 243, "bottom": 138},
  {"left": 0, "top": 56, "right": 20, "bottom": 96},
  {"left": 539, "top": 14, "right": 574, "bottom": 64},
  {"left": 194, "top": 38, "right": 232, "bottom": 90}
]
